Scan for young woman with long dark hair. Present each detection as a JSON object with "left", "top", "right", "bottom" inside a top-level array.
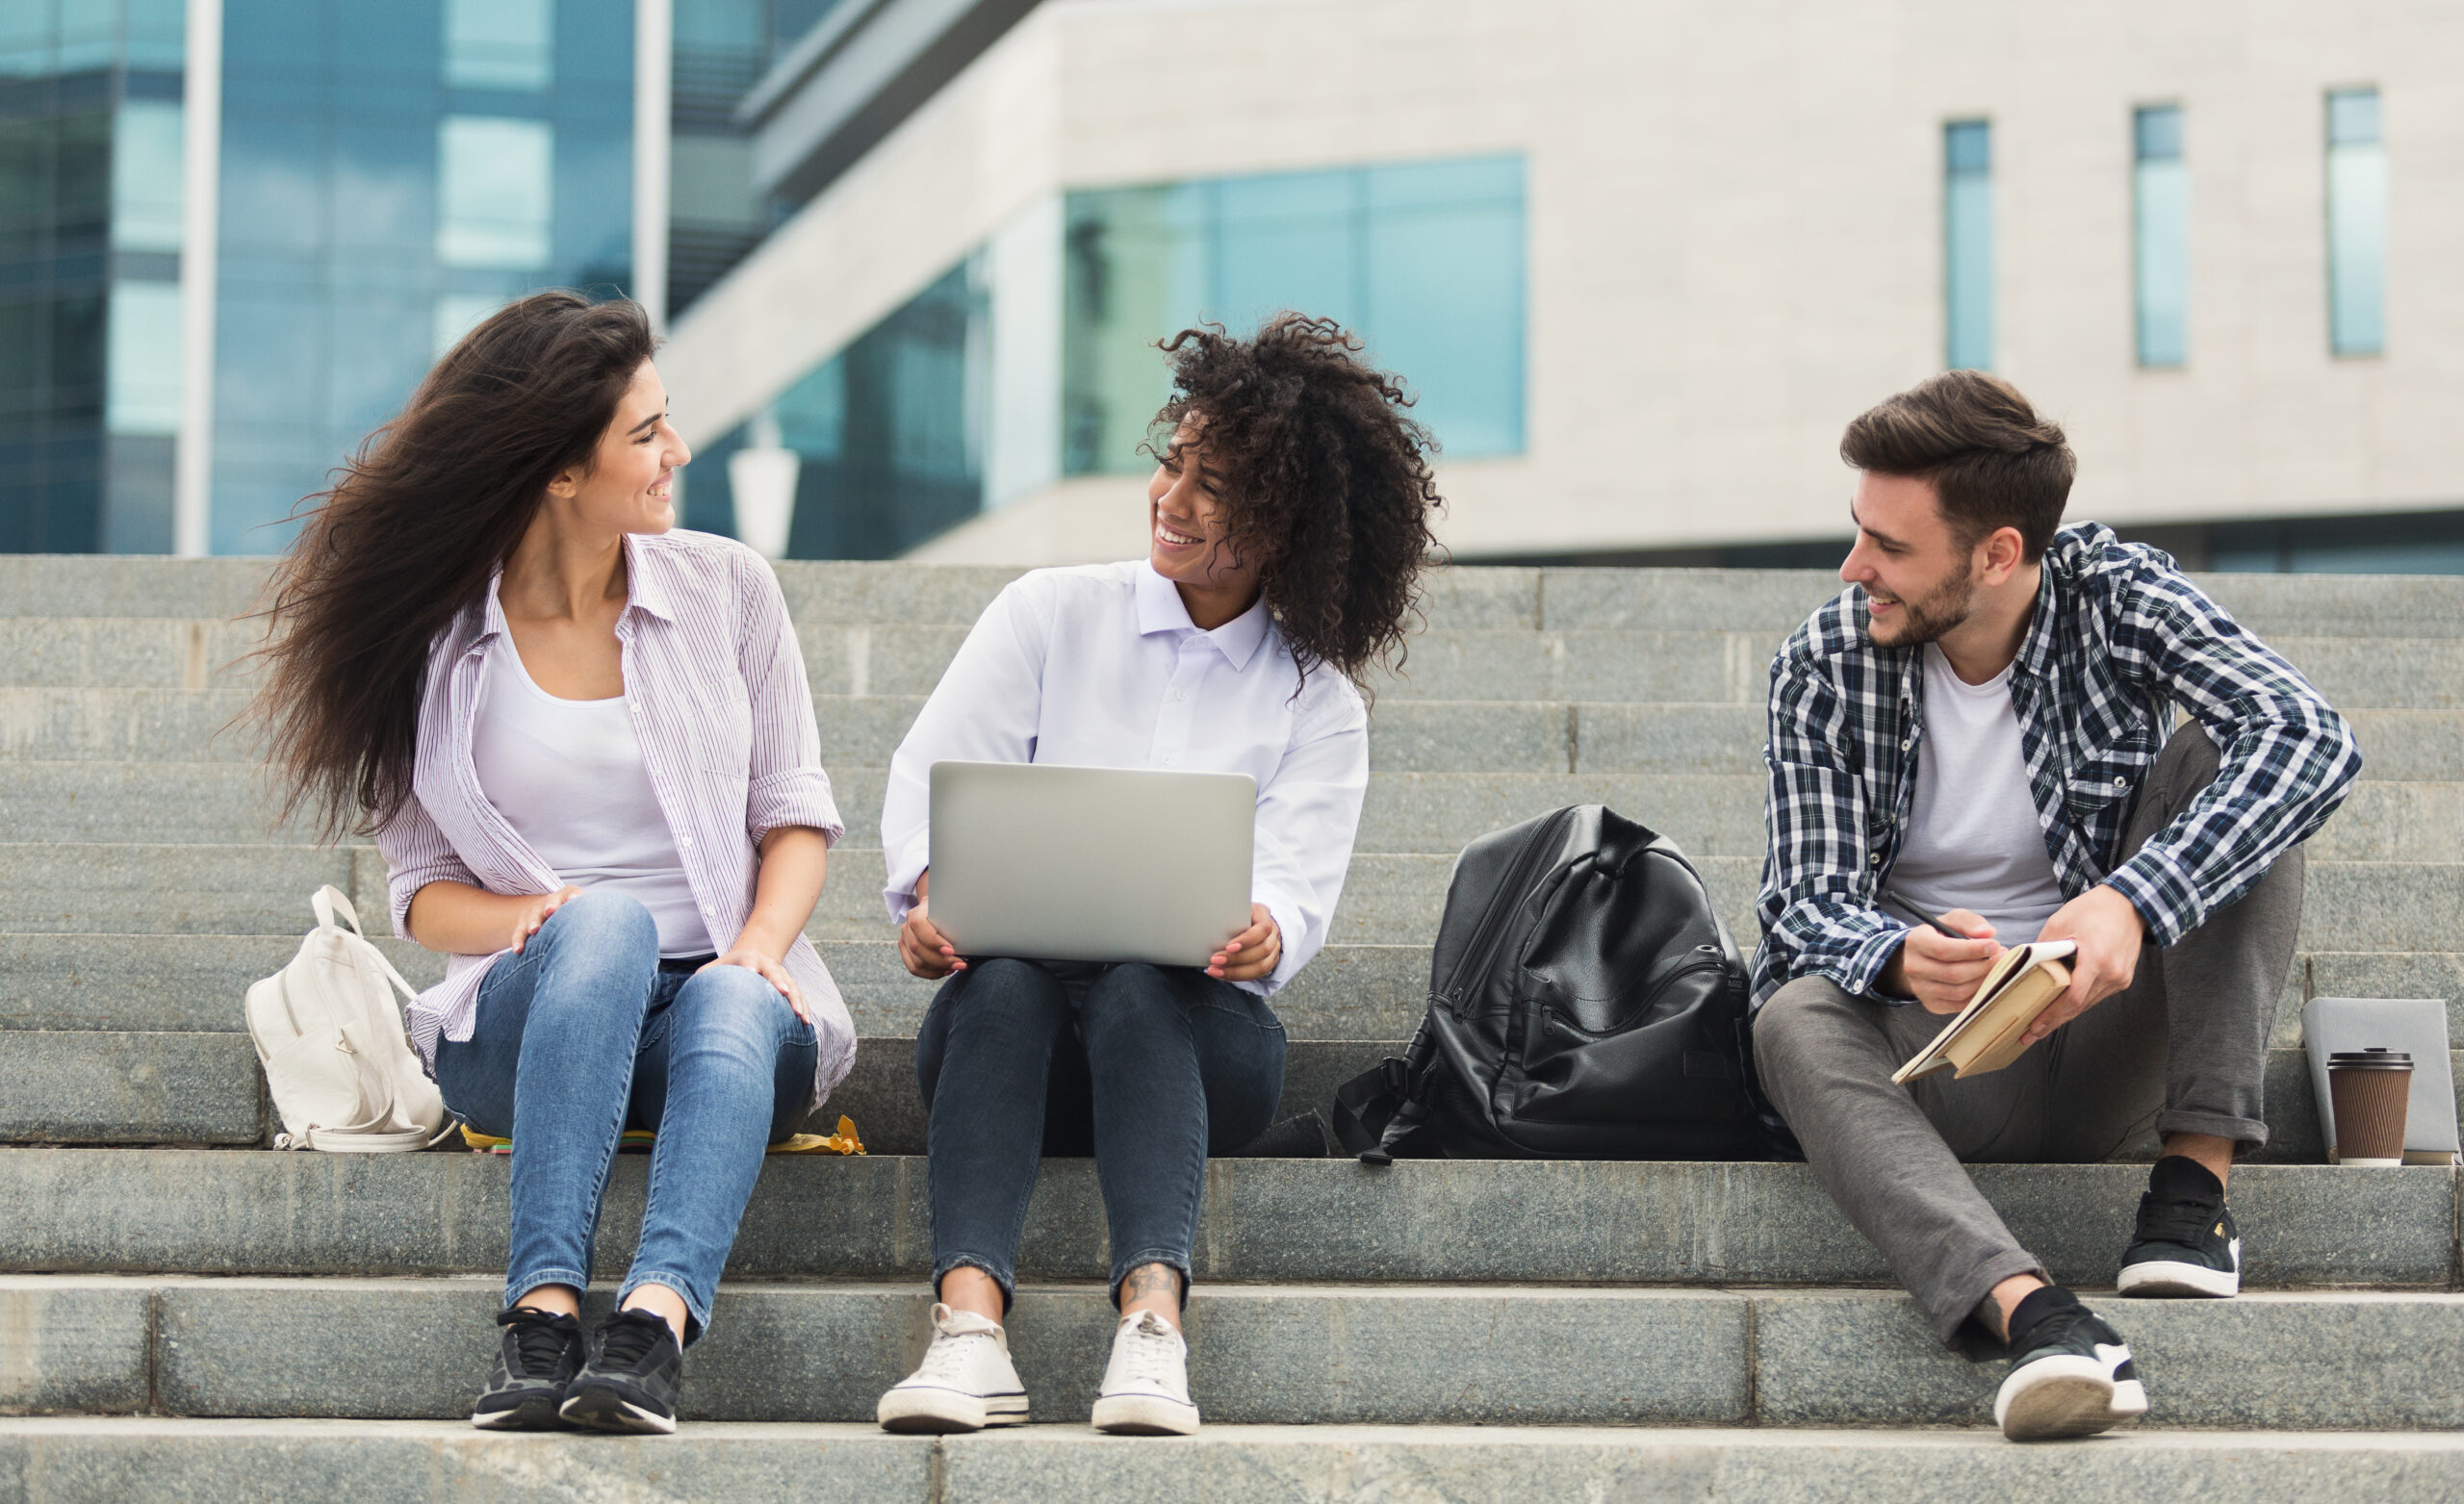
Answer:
[
  {"left": 248, "top": 292, "right": 855, "bottom": 1435},
  {"left": 872, "top": 314, "right": 1442, "bottom": 1436}
]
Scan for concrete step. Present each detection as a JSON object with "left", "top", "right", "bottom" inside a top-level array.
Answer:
[
  {"left": 13, "top": 553, "right": 2464, "bottom": 635},
  {"left": 0, "top": 934, "right": 1432, "bottom": 1039},
  {"left": 9, "top": 844, "right": 2463, "bottom": 958},
  {"left": 17, "top": 929, "right": 2451, "bottom": 1045},
  {"left": 3, "top": 1001, "right": 2449, "bottom": 1152},
  {"left": 15, "top": 613, "right": 2464, "bottom": 711},
  {"left": 6, "top": 1421, "right": 2461, "bottom": 1504},
  {"left": 5, "top": 1148, "right": 2451, "bottom": 1288},
  {"left": 6, "top": 1273, "right": 2461, "bottom": 1430}
]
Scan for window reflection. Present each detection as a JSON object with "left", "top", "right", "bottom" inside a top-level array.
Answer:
[
  {"left": 1944, "top": 120, "right": 1992, "bottom": 370},
  {"left": 1063, "top": 155, "right": 1525, "bottom": 475},
  {"left": 2133, "top": 105, "right": 2187, "bottom": 368},
  {"left": 437, "top": 115, "right": 554, "bottom": 269},
  {"left": 447, "top": 0, "right": 553, "bottom": 91},
  {"left": 2325, "top": 87, "right": 2385, "bottom": 357}
]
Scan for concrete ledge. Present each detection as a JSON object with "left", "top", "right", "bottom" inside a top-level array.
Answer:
[
  {"left": 8, "top": 1420, "right": 2462, "bottom": 1504},
  {"left": 10, "top": 1276, "right": 2464, "bottom": 1429},
  {"left": 2, "top": 1151, "right": 2450, "bottom": 1290},
  {"left": 0, "top": 1282, "right": 151, "bottom": 1415},
  {"left": 0, "top": 1034, "right": 261, "bottom": 1145}
]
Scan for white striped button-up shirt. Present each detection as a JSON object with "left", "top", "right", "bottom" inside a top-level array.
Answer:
[{"left": 374, "top": 528, "right": 855, "bottom": 1109}]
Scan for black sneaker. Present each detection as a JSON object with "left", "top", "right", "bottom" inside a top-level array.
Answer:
[
  {"left": 559, "top": 1307, "right": 685, "bottom": 1435},
  {"left": 471, "top": 1306, "right": 584, "bottom": 1430},
  {"left": 1993, "top": 1286, "right": 2148, "bottom": 1441},
  {"left": 2118, "top": 1154, "right": 2241, "bottom": 1298}
]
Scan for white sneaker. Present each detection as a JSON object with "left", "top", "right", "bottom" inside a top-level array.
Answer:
[
  {"left": 1091, "top": 1311, "right": 1200, "bottom": 1436},
  {"left": 876, "top": 1303, "right": 1030, "bottom": 1433}
]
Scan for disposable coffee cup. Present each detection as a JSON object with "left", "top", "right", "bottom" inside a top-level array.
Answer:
[{"left": 2327, "top": 1048, "right": 2413, "bottom": 1166}]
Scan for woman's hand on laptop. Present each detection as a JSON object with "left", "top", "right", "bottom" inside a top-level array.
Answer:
[
  {"left": 1207, "top": 905, "right": 1281, "bottom": 983},
  {"left": 899, "top": 896, "right": 965, "bottom": 981}
]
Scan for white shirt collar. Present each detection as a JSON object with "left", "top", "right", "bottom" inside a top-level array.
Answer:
[{"left": 1134, "top": 561, "right": 1272, "bottom": 671}]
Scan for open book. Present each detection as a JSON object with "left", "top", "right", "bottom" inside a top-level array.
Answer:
[{"left": 1889, "top": 940, "right": 2078, "bottom": 1083}]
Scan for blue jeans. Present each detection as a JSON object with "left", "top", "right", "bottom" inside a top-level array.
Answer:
[
  {"left": 432, "top": 889, "right": 816, "bottom": 1339},
  {"left": 914, "top": 957, "right": 1287, "bottom": 1308}
]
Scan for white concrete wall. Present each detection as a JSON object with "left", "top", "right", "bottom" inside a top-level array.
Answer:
[{"left": 662, "top": 0, "right": 2464, "bottom": 563}]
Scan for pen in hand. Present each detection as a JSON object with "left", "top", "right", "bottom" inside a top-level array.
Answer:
[{"left": 1883, "top": 890, "right": 1970, "bottom": 941}]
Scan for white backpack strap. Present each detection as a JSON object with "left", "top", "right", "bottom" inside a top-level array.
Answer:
[
  {"left": 311, "top": 884, "right": 361, "bottom": 936},
  {"left": 311, "top": 885, "right": 420, "bottom": 1005}
]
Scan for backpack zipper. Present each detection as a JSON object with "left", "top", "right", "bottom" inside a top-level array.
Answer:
[{"left": 1436, "top": 806, "right": 1576, "bottom": 1017}]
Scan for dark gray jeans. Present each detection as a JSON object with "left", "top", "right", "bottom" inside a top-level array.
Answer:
[{"left": 1752, "top": 725, "right": 2303, "bottom": 1346}]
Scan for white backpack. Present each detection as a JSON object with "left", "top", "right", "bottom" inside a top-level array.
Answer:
[{"left": 244, "top": 886, "right": 451, "bottom": 1152}]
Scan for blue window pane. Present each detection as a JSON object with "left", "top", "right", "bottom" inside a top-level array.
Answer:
[
  {"left": 111, "top": 98, "right": 184, "bottom": 253},
  {"left": 2326, "top": 89, "right": 2385, "bottom": 356},
  {"left": 2327, "top": 88, "right": 2380, "bottom": 146},
  {"left": 447, "top": 0, "right": 552, "bottom": 90},
  {"left": 437, "top": 115, "right": 552, "bottom": 268},
  {"left": 1363, "top": 166, "right": 1523, "bottom": 457},
  {"left": 2135, "top": 103, "right": 2182, "bottom": 163},
  {"left": 1063, "top": 153, "right": 1526, "bottom": 476},
  {"left": 106, "top": 280, "right": 181, "bottom": 435},
  {"left": 2134, "top": 106, "right": 2188, "bottom": 368},
  {"left": 1945, "top": 119, "right": 1990, "bottom": 173},
  {"left": 1943, "top": 121, "right": 1992, "bottom": 370}
]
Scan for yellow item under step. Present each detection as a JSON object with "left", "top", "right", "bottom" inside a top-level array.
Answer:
[{"left": 459, "top": 1115, "right": 864, "bottom": 1157}]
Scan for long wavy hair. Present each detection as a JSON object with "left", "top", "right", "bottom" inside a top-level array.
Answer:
[
  {"left": 245, "top": 292, "right": 657, "bottom": 837},
  {"left": 1150, "top": 314, "right": 1443, "bottom": 695}
]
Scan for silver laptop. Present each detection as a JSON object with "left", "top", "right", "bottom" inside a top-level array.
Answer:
[{"left": 926, "top": 761, "right": 1256, "bottom": 967}]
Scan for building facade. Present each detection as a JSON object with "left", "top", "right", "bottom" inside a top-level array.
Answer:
[
  {"left": 10, "top": 1, "right": 2460, "bottom": 569},
  {"left": 663, "top": 0, "right": 2464, "bottom": 572}
]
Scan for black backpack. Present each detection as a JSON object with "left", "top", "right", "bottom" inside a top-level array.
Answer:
[{"left": 1332, "top": 803, "right": 1787, "bottom": 1162}]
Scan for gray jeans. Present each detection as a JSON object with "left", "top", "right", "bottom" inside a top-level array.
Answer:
[{"left": 1751, "top": 725, "right": 2303, "bottom": 1346}]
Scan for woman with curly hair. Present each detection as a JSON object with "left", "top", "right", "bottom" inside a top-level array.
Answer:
[{"left": 872, "top": 314, "right": 1441, "bottom": 1436}]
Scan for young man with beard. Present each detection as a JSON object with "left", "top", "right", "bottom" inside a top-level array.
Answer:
[{"left": 1750, "top": 370, "right": 2361, "bottom": 1441}]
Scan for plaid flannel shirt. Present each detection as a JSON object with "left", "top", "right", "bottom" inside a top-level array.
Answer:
[{"left": 1752, "top": 523, "right": 2362, "bottom": 1007}]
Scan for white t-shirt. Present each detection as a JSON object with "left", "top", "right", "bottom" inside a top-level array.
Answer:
[
  {"left": 1888, "top": 643, "right": 2068, "bottom": 945},
  {"left": 470, "top": 636, "right": 714, "bottom": 957}
]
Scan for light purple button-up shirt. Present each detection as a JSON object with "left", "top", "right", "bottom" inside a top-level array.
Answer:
[{"left": 374, "top": 529, "right": 855, "bottom": 1110}]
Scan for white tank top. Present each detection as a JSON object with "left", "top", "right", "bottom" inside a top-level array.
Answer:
[
  {"left": 1888, "top": 643, "right": 2068, "bottom": 945},
  {"left": 470, "top": 636, "right": 714, "bottom": 957}
]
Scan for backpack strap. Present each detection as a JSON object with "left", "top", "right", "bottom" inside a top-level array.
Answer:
[{"left": 310, "top": 885, "right": 420, "bottom": 1006}]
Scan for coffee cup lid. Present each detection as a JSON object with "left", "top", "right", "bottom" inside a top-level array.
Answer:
[{"left": 2329, "top": 1048, "right": 2414, "bottom": 1069}]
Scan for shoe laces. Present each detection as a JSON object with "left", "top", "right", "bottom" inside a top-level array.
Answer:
[
  {"left": 916, "top": 1328, "right": 995, "bottom": 1383},
  {"left": 498, "top": 1309, "right": 576, "bottom": 1378},
  {"left": 595, "top": 1309, "right": 671, "bottom": 1373},
  {"left": 1114, "top": 1313, "right": 1183, "bottom": 1387}
]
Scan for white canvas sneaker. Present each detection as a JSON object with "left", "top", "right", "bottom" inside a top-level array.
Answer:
[
  {"left": 1091, "top": 1310, "right": 1200, "bottom": 1436},
  {"left": 875, "top": 1303, "right": 1030, "bottom": 1433}
]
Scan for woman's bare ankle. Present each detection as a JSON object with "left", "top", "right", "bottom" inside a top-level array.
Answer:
[{"left": 937, "top": 1265, "right": 1007, "bottom": 1324}]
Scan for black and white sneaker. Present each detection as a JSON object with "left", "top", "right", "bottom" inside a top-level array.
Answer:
[
  {"left": 471, "top": 1306, "right": 584, "bottom": 1430},
  {"left": 2118, "top": 1155, "right": 2241, "bottom": 1298},
  {"left": 1993, "top": 1287, "right": 2148, "bottom": 1441},
  {"left": 559, "top": 1307, "right": 685, "bottom": 1435}
]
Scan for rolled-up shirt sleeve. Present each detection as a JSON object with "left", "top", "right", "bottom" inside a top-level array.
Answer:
[
  {"left": 373, "top": 790, "right": 480, "bottom": 943},
  {"left": 733, "top": 548, "right": 844, "bottom": 849},
  {"left": 880, "top": 578, "right": 1049, "bottom": 922},
  {"left": 1245, "top": 678, "right": 1369, "bottom": 995}
]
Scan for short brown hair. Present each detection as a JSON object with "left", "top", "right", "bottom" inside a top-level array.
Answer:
[{"left": 1839, "top": 370, "right": 2075, "bottom": 560}]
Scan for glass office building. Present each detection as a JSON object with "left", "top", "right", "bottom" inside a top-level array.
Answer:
[
  {"left": 211, "top": 0, "right": 635, "bottom": 553},
  {"left": 1, "top": 0, "right": 186, "bottom": 553},
  {"left": 2133, "top": 104, "right": 2188, "bottom": 369},
  {"left": 687, "top": 153, "right": 1526, "bottom": 559}
]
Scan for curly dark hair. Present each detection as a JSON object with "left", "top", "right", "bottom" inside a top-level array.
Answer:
[{"left": 1149, "top": 314, "right": 1443, "bottom": 695}]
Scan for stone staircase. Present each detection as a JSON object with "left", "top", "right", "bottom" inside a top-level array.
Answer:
[{"left": 3, "top": 554, "right": 2461, "bottom": 1501}]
